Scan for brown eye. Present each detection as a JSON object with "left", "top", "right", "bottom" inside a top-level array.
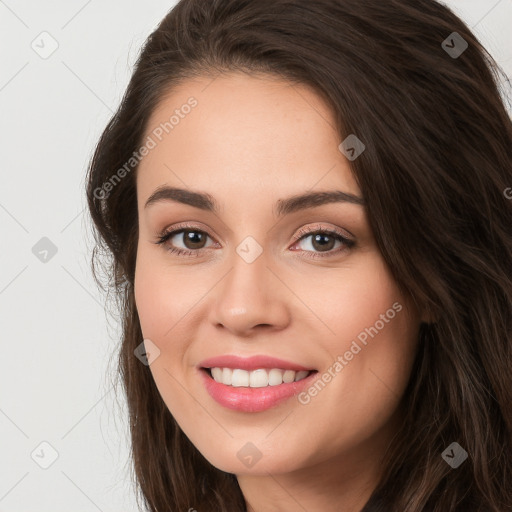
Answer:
[
  {"left": 155, "top": 227, "right": 215, "bottom": 255},
  {"left": 309, "top": 233, "right": 337, "bottom": 252},
  {"left": 290, "top": 225, "right": 356, "bottom": 260},
  {"left": 180, "top": 230, "right": 208, "bottom": 249},
  {"left": 294, "top": 231, "right": 344, "bottom": 253}
]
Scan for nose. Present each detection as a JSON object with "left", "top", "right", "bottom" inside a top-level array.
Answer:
[{"left": 208, "top": 249, "right": 291, "bottom": 338}]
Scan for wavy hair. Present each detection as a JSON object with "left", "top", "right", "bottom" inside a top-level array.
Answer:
[{"left": 86, "top": 0, "right": 512, "bottom": 510}]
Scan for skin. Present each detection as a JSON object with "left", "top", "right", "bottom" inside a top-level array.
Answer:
[{"left": 134, "top": 72, "right": 427, "bottom": 512}]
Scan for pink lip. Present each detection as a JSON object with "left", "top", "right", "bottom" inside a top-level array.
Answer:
[
  {"left": 199, "top": 368, "right": 318, "bottom": 412},
  {"left": 198, "top": 354, "right": 314, "bottom": 372}
]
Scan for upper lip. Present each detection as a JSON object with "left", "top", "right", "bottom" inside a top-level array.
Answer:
[{"left": 198, "top": 355, "right": 315, "bottom": 372}]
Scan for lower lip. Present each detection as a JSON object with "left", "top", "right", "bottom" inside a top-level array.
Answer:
[{"left": 199, "top": 368, "right": 318, "bottom": 412}]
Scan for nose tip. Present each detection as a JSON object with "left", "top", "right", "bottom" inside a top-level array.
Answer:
[{"left": 208, "top": 258, "right": 291, "bottom": 336}]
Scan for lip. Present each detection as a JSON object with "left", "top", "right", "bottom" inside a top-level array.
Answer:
[
  {"left": 198, "top": 354, "right": 315, "bottom": 372},
  {"left": 199, "top": 367, "right": 319, "bottom": 413}
]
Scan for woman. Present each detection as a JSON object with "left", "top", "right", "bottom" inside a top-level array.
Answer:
[{"left": 86, "top": 0, "right": 512, "bottom": 510}]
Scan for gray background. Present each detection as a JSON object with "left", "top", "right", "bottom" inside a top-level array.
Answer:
[{"left": 1, "top": 1, "right": 511, "bottom": 510}]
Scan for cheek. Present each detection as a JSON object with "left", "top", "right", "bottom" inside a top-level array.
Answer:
[
  {"left": 293, "top": 254, "right": 420, "bottom": 440},
  {"left": 292, "top": 252, "right": 408, "bottom": 346},
  {"left": 133, "top": 247, "right": 199, "bottom": 413},
  {"left": 325, "top": 254, "right": 419, "bottom": 382},
  {"left": 134, "top": 244, "right": 198, "bottom": 338},
  {"left": 134, "top": 267, "right": 168, "bottom": 339}
]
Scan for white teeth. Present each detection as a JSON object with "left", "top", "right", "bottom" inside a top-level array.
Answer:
[
  {"left": 208, "top": 367, "right": 312, "bottom": 387},
  {"left": 211, "top": 367, "right": 223, "bottom": 382},
  {"left": 249, "top": 369, "right": 268, "bottom": 388},
  {"left": 222, "top": 367, "right": 232, "bottom": 385},
  {"left": 231, "top": 369, "right": 249, "bottom": 387},
  {"left": 268, "top": 368, "right": 284, "bottom": 386},
  {"left": 283, "top": 370, "right": 295, "bottom": 383},
  {"left": 295, "top": 370, "right": 310, "bottom": 381}
]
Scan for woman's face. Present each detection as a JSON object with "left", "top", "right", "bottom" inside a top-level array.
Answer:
[{"left": 134, "top": 72, "right": 424, "bottom": 476}]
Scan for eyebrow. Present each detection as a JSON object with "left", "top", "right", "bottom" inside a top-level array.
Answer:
[{"left": 144, "top": 186, "right": 365, "bottom": 216}]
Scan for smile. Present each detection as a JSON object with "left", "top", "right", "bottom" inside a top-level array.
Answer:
[
  {"left": 208, "top": 367, "right": 313, "bottom": 387},
  {"left": 199, "top": 367, "right": 319, "bottom": 412}
]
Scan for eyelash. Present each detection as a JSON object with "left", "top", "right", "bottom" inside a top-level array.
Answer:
[{"left": 154, "top": 222, "right": 355, "bottom": 260}]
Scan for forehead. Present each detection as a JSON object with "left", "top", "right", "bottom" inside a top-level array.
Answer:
[{"left": 137, "top": 72, "right": 361, "bottom": 205}]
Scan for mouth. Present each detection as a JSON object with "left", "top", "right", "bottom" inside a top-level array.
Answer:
[
  {"left": 199, "top": 366, "right": 319, "bottom": 412},
  {"left": 201, "top": 367, "right": 317, "bottom": 388}
]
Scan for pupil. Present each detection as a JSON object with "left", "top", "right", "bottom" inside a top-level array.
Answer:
[
  {"left": 185, "top": 230, "right": 205, "bottom": 249},
  {"left": 312, "top": 233, "right": 334, "bottom": 251}
]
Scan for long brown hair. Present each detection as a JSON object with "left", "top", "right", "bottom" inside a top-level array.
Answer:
[{"left": 86, "top": 0, "right": 512, "bottom": 510}]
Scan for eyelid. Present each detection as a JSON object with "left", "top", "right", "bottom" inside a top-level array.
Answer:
[
  {"left": 154, "top": 221, "right": 219, "bottom": 249},
  {"left": 156, "top": 221, "right": 217, "bottom": 241},
  {"left": 292, "top": 223, "right": 353, "bottom": 242}
]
